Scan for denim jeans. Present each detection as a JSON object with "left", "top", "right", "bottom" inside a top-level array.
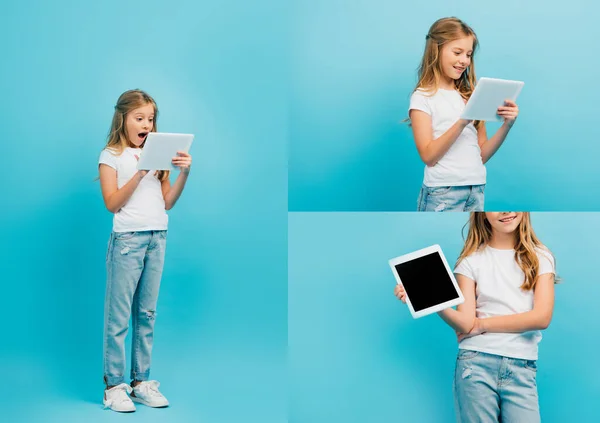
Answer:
[
  {"left": 453, "top": 350, "right": 539, "bottom": 423},
  {"left": 417, "top": 184, "right": 485, "bottom": 212},
  {"left": 103, "top": 230, "right": 167, "bottom": 386}
]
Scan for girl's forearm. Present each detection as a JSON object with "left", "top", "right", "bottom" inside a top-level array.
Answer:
[
  {"left": 106, "top": 172, "right": 144, "bottom": 213},
  {"left": 480, "top": 122, "right": 513, "bottom": 163},
  {"left": 420, "top": 119, "right": 470, "bottom": 166},
  {"left": 438, "top": 307, "right": 476, "bottom": 334},
  {"left": 164, "top": 171, "right": 189, "bottom": 210},
  {"left": 480, "top": 310, "right": 551, "bottom": 333}
]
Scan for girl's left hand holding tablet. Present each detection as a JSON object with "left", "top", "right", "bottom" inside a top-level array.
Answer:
[
  {"left": 497, "top": 99, "right": 519, "bottom": 126},
  {"left": 172, "top": 151, "right": 192, "bottom": 173},
  {"left": 393, "top": 284, "right": 407, "bottom": 303}
]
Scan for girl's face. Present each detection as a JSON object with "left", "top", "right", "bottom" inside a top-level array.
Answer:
[
  {"left": 440, "top": 35, "right": 473, "bottom": 81},
  {"left": 125, "top": 103, "right": 155, "bottom": 147},
  {"left": 485, "top": 212, "right": 523, "bottom": 235}
]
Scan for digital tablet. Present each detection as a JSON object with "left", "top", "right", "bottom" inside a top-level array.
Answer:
[
  {"left": 389, "top": 244, "right": 464, "bottom": 319},
  {"left": 137, "top": 132, "right": 194, "bottom": 171},
  {"left": 461, "top": 77, "right": 524, "bottom": 122}
]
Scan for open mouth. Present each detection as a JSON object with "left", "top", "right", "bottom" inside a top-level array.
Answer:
[
  {"left": 499, "top": 215, "right": 517, "bottom": 223},
  {"left": 138, "top": 132, "right": 148, "bottom": 141}
]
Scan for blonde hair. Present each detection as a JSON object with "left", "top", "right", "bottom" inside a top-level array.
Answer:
[
  {"left": 406, "top": 17, "right": 482, "bottom": 128},
  {"left": 456, "top": 212, "right": 559, "bottom": 291},
  {"left": 103, "top": 89, "right": 168, "bottom": 181}
]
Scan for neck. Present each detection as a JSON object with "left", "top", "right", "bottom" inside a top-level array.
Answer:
[
  {"left": 488, "top": 231, "right": 516, "bottom": 250},
  {"left": 439, "top": 75, "right": 455, "bottom": 90}
]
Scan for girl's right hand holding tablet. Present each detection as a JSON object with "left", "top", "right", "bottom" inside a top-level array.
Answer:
[{"left": 394, "top": 284, "right": 407, "bottom": 303}]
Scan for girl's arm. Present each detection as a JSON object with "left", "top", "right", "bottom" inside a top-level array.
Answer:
[
  {"left": 162, "top": 151, "right": 192, "bottom": 210},
  {"left": 478, "top": 273, "right": 555, "bottom": 333},
  {"left": 99, "top": 164, "right": 148, "bottom": 213},
  {"left": 410, "top": 110, "right": 472, "bottom": 167},
  {"left": 478, "top": 100, "right": 519, "bottom": 164},
  {"left": 437, "top": 274, "right": 477, "bottom": 333}
]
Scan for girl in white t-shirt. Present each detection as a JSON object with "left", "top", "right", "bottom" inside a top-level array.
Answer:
[
  {"left": 394, "top": 212, "right": 557, "bottom": 422},
  {"left": 408, "top": 17, "right": 520, "bottom": 212},
  {"left": 98, "top": 89, "right": 192, "bottom": 413}
]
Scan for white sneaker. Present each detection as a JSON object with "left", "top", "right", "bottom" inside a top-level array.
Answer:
[
  {"left": 131, "top": 380, "right": 169, "bottom": 408},
  {"left": 103, "top": 383, "right": 136, "bottom": 412}
]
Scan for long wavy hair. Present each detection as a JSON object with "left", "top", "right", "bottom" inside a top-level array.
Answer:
[
  {"left": 406, "top": 17, "right": 482, "bottom": 129},
  {"left": 102, "top": 89, "right": 168, "bottom": 181},
  {"left": 456, "top": 213, "right": 558, "bottom": 291}
]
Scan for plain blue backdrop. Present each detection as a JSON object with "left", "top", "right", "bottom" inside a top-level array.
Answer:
[
  {"left": 289, "top": 212, "right": 600, "bottom": 422},
  {"left": 0, "top": 1, "right": 287, "bottom": 422},
  {"left": 289, "top": 0, "right": 600, "bottom": 211}
]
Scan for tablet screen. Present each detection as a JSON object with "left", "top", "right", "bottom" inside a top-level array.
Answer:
[{"left": 393, "top": 252, "right": 459, "bottom": 312}]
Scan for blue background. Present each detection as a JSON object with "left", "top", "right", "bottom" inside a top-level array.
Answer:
[
  {"left": 0, "top": 1, "right": 287, "bottom": 422},
  {"left": 289, "top": 212, "right": 600, "bottom": 422},
  {"left": 289, "top": 0, "right": 600, "bottom": 211}
]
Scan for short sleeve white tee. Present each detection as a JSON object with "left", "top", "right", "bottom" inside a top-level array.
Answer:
[
  {"left": 454, "top": 245, "right": 555, "bottom": 360},
  {"left": 409, "top": 88, "right": 486, "bottom": 187},
  {"left": 99, "top": 147, "right": 168, "bottom": 232}
]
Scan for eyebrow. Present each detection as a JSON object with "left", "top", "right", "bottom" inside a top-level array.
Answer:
[
  {"left": 133, "top": 113, "right": 155, "bottom": 117},
  {"left": 452, "top": 48, "right": 473, "bottom": 53}
]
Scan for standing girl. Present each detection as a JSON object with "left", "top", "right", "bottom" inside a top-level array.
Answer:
[
  {"left": 98, "top": 89, "right": 192, "bottom": 412},
  {"left": 408, "top": 17, "right": 520, "bottom": 211},
  {"left": 394, "top": 212, "right": 557, "bottom": 422}
]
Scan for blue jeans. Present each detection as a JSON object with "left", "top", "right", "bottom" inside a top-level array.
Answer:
[
  {"left": 453, "top": 350, "right": 539, "bottom": 423},
  {"left": 103, "top": 230, "right": 167, "bottom": 386},
  {"left": 417, "top": 184, "right": 485, "bottom": 212}
]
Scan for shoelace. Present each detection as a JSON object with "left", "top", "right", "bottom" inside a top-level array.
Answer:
[
  {"left": 136, "top": 380, "right": 162, "bottom": 397},
  {"left": 104, "top": 383, "right": 133, "bottom": 409}
]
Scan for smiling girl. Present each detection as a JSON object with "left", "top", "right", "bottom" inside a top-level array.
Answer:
[
  {"left": 409, "top": 17, "right": 520, "bottom": 211},
  {"left": 395, "top": 212, "right": 557, "bottom": 422},
  {"left": 98, "top": 89, "right": 192, "bottom": 412}
]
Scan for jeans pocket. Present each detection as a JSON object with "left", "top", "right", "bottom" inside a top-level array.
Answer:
[
  {"left": 114, "top": 231, "right": 136, "bottom": 241},
  {"left": 457, "top": 349, "right": 480, "bottom": 360},
  {"left": 525, "top": 360, "right": 537, "bottom": 372},
  {"left": 427, "top": 186, "right": 453, "bottom": 197}
]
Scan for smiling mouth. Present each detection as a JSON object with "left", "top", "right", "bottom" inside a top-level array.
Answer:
[
  {"left": 454, "top": 66, "right": 465, "bottom": 72},
  {"left": 499, "top": 215, "right": 517, "bottom": 223}
]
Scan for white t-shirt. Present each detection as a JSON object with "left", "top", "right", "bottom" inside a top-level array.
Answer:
[
  {"left": 99, "top": 147, "right": 168, "bottom": 232},
  {"left": 454, "top": 245, "right": 555, "bottom": 360},
  {"left": 409, "top": 88, "right": 486, "bottom": 187}
]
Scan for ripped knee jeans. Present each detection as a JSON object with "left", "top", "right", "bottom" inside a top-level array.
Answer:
[{"left": 103, "top": 230, "right": 167, "bottom": 386}]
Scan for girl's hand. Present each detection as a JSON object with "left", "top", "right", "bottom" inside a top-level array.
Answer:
[
  {"left": 456, "top": 318, "right": 485, "bottom": 342},
  {"left": 497, "top": 100, "right": 519, "bottom": 126},
  {"left": 172, "top": 151, "right": 192, "bottom": 174},
  {"left": 393, "top": 284, "right": 407, "bottom": 304}
]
